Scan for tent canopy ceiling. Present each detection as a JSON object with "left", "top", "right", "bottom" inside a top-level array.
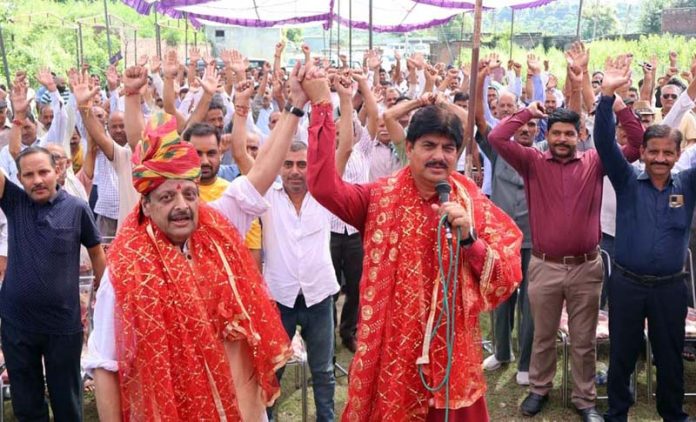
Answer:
[{"left": 122, "top": 0, "right": 556, "bottom": 31}]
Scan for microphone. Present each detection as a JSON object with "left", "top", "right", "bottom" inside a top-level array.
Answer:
[{"left": 435, "top": 180, "right": 453, "bottom": 239}]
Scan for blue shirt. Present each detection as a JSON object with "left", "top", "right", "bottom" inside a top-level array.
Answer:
[
  {"left": 594, "top": 94, "right": 696, "bottom": 276},
  {"left": 218, "top": 163, "right": 241, "bottom": 182},
  {"left": 0, "top": 182, "right": 101, "bottom": 334}
]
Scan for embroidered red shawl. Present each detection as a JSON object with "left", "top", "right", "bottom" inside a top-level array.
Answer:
[
  {"left": 342, "top": 167, "right": 522, "bottom": 421},
  {"left": 108, "top": 205, "right": 291, "bottom": 420}
]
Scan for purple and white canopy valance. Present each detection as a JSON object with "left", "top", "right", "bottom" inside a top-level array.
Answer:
[{"left": 122, "top": 0, "right": 556, "bottom": 32}]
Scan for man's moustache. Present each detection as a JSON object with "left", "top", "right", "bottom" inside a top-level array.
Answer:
[{"left": 426, "top": 161, "right": 447, "bottom": 168}]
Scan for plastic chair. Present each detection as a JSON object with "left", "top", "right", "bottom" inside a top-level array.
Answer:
[
  {"left": 283, "top": 332, "right": 308, "bottom": 422},
  {"left": 646, "top": 248, "right": 696, "bottom": 400}
]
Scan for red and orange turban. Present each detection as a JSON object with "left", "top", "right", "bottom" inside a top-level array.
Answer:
[{"left": 131, "top": 112, "right": 201, "bottom": 195}]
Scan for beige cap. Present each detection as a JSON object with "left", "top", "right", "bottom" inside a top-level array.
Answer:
[{"left": 633, "top": 100, "right": 655, "bottom": 115}]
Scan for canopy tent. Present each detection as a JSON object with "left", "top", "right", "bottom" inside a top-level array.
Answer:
[{"left": 122, "top": 0, "right": 555, "bottom": 31}]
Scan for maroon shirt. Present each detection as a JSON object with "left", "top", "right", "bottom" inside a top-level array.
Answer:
[{"left": 487, "top": 108, "right": 643, "bottom": 256}]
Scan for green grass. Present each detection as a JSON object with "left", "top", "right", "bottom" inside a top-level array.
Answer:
[{"left": 3, "top": 303, "right": 695, "bottom": 421}]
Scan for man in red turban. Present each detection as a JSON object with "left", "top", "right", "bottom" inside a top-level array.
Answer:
[{"left": 84, "top": 107, "right": 300, "bottom": 421}]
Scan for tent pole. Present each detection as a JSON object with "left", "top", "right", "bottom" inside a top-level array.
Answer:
[
  {"left": 185, "top": 12, "right": 189, "bottom": 63},
  {"left": 509, "top": 8, "right": 515, "bottom": 62},
  {"left": 575, "top": 0, "right": 584, "bottom": 39},
  {"left": 368, "top": 0, "right": 373, "bottom": 50},
  {"left": 465, "top": 0, "right": 483, "bottom": 178},
  {"left": 154, "top": 5, "right": 161, "bottom": 59},
  {"left": 337, "top": 0, "right": 341, "bottom": 66},
  {"left": 0, "top": 23, "right": 8, "bottom": 88},
  {"left": 349, "top": 0, "right": 352, "bottom": 66},
  {"left": 103, "top": 0, "right": 113, "bottom": 58}
]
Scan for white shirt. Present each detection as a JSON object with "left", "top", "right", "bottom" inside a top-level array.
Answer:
[
  {"left": 84, "top": 175, "right": 270, "bottom": 373},
  {"left": 261, "top": 182, "right": 340, "bottom": 308},
  {"left": 662, "top": 90, "right": 696, "bottom": 130}
]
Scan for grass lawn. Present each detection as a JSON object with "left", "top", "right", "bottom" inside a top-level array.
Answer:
[{"left": 3, "top": 304, "right": 695, "bottom": 421}]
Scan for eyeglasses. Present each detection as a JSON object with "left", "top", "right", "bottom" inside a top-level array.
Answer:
[
  {"left": 591, "top": 80, "right": 602, "bottom": 86},
  {"left": 662, "top": 93, "right": 678, "bottom": 100},
  {"left": 50, "top": 153, "right": 67, "bottom": 161}
]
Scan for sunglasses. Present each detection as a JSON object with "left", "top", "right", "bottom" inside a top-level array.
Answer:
[
  {"left": 591, "top": 80, "right": 602, "bottom": 86},
  {"left": 662, "top": 93, "right": 678, "bottom": 100}
]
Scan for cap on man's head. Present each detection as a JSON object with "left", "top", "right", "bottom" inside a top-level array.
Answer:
[
  {"left": 131, "top": 112, "right": 201, "bottom": 195},
  {"left": 634, "top": 100, "right": 655, "bottom": 115}
]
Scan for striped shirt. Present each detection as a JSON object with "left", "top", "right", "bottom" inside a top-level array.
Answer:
[
  {"left": 330, "top": 122, "right": 371, "bottom": 235},
  {"left": 93, "top": 151, "right": 120, "bottom": 220}
]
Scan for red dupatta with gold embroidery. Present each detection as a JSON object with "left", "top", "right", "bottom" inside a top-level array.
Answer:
[
  {"left": 108, "top": 205, "right": 291, "bottom": 421},
  {"left": 342, "top": 167, "right": 522, "bottom": 422}
]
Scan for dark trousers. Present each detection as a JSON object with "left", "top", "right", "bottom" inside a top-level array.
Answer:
[
  {"left": 493, "top": 248, "right": 534, "bottom": 371},
  {"left": 329, "top": 231, "right": 364, "bottom": 344},
  {"left": 605, "top": 272, "right": 689, "bottom": 422},
  {"left": 1, "top": 322, "right": 83, "bottom": 422},
  {"left": 276, "top": 296, "right": 336, "bottom": 422}
]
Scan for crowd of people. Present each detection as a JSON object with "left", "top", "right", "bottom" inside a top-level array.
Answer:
[{"left": 0, "top": 36, "right": 694, "bottom": 421}]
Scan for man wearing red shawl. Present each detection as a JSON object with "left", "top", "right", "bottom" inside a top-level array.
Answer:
[
  {"left": 303, "top": 68, "right": 523, "bottom": 420},
  {"left": 84, "top": 107, "right": 301, "bottom": 420}
]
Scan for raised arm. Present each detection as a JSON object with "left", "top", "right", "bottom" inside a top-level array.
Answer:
[
  {"left": 639, "top": 56, "right": 657, "bottom": 102},
  {"left": 184, "top": 62, "right": 219, "bottom": 129},
  {"left": 229, "top": 79, "right": 255, "bottom": 175},
  {"left": 566, "top": 63, "right": 584, "bottom": 114},
  {"left": 527, "top": 54, "right": 545, "bottom": 103},
  {"left": 162, "top": 50, "right": 188, "bottom": 134},
  {"left": 662, "top": 61, "right": 696, "bottom": 129},
  {"left": 382, "top": 96, "right": 424, "bottom": 145},
  {"left": 352, "top": 70, "right": 379, "bottom": 139},
  {"left": 72, "top": 70, "right": 116, "bottom": 160},
  {"left": 334, "top": 73, "right": 355, "bottom": 176},
  {"left": 36, "top": 67, "right": 67, "bottom": 146},
  {"left": 487, "top": 102, "right": 545, "bottom": 175},
  {"left": 105, "top": 65, "right": 121, "bottom": 115},
  {"left": 594, "top": 55, "right": 635, "bottom": 189},
  {"left": 304, "top": 67, "right": 371, "bottom": 232},
  {"left": 8, "top": 77, "right": 30, "bottom": 160},
  {"left": 273, "top": 41, "right": 285, "bottom": 78},
  {"left": 121, "top": 66, "right": 148, "bottom": 151},
  {"left": 244, "top": 61, "right": 306, "bottom": 196}
]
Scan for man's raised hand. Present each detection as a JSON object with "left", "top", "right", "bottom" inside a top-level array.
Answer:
[
  {"left": 289, "top": 61, "right": 309, "bottom": 109},
  {"left": 198, "top": 63, "right": 220, "bottom": 95},
  {"left": 300, "top": 63, "right": 330, "bottom": 106},
  {"left": 105, "top": 65, "right": 120, "bottom": 92},
  {"left": 10, "top": 79, "right": 29, "bottom": 116},
  {"left": 527, "top": 101, "right": 547, "bottom": 119},
  {"left": 71, "top": 70, "right": 100, "bottom": 107},
  {"left": 527, "top": 53, "right": 541, "bottom": 75},
  {"left": 163, "top": 50, "right": 179, "bottom": 79},
  {"left": 235, "top": 79, "right": 254, "bottom": 103},
  {"left": 36, "top": 67, "right": 57, "bottom": 92},
  {"left": 123, "top": 66, "right": 149, "bottom": 94},
  {"left": 602, "top": 55, "right": 631, "bottom": 97}
]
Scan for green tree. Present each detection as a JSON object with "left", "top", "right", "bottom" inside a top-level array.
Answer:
[
  {"left": 639, "top": 0, "right": 670, "bottom": 33},
  {"left": 284, "top": 28, "right": 303, "bottom": 43},
  {"left": 581, "top": 4, "right": 618, "bottom": 39}
]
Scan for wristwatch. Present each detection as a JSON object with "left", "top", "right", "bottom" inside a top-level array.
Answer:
[
  {"left": 460, "top": 228, "right": 477, "bottom": 248},
  {"left": 284, "top": 102, "right": 305, "bottom": 117}
]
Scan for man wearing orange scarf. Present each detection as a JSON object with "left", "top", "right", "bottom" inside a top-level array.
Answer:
[
  {"left": 305, "top": 68, "right": 523, "bottom": 420},
  {"left": 84, "top": 108, "right": 300, "bottom": 420}
]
